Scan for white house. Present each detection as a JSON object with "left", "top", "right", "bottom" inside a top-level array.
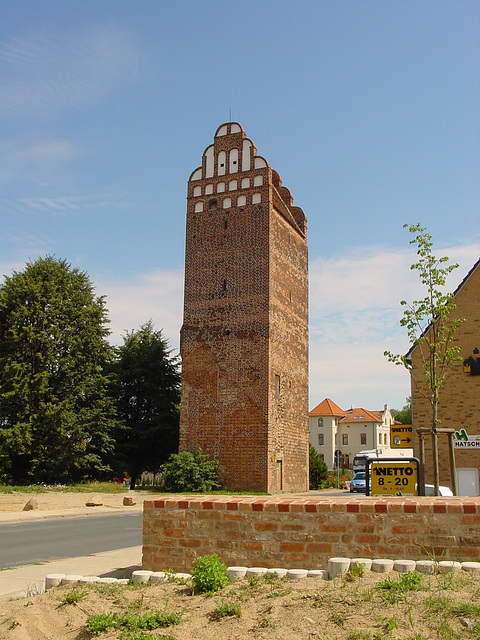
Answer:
[{"left": 309, "top": 399, "right": 395, "bottom": 470}]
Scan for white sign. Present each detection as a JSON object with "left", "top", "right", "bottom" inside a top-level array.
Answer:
[{"left": 454, "top": 429, "right": 480, "bottom": 449}]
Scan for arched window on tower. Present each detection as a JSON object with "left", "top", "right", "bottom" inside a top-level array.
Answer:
[{"left": 209, "top": 199, "right": 218, "bottom": 211}]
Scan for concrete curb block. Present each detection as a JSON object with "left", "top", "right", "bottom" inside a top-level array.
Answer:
[
  {"left": 328, "top": 557, "right": 351, "bottom": 578},
  {"left": 394, "top": 560, "right": 416, "bottom": 573},
  {"left": 416, "top": 561, "right": 435, "bottom": 575},
  {"left": 372, "top": 559, "right": 395, "bottom": 573},
  {"left": 45, "top": 556, "right": 480, "bottom": 592}
]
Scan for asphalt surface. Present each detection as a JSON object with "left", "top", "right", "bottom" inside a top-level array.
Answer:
[
  {"left": 0, "top": 506, "right": 143, "bottom": 602},
  {"left": 0, "top": 511, "right": 142, "bottom": 568}
]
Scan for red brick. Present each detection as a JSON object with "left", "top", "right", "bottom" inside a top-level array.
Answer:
[
  {"left": 279, "top": 542, "right": 304, "bottom": 552},
  {"left": 178, "top": 123, "right": 308, "bottom": 493}
]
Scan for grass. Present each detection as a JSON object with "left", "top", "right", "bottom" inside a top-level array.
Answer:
[
  {"left": 208, "top": 599, "right": 242, "bottom": 621},
  {"left": 0, "top": 481, "right": 128, "bottom": 494},
  {"left": 377, "top": 570, "right": 423, "bottom": 604},
  {"left": 61, "top": 588, "right": 88, "bottom": 605},
  {"left": 86, "top": 604, "right": 184, "bottom": 635}
]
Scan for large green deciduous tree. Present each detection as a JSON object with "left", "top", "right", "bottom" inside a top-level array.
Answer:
[
  {"left": 113, "top": 321, "right": 180, "bottom": 489},
  {"left": 391, "top": 397, "right": 412, "bottom": 425},
  {"left": 0, "top": 256, "right": 117, "bottom": 484},
  {"left": 384, "top": 224, "right": 465, "bottom": 495}
]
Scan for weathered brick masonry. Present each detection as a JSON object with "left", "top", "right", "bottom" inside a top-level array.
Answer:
[
  {"left": 179, "top": 123, "right": 308, "bottom": 493},
  {"left": 143, "top": 496, "right": 480, "bottom": 572}
]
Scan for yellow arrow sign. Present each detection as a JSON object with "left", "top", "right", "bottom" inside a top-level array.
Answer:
[{"left": 390, "top": 424, "right": 413, "bottom": 448}]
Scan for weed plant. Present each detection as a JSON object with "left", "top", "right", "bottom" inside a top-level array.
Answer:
[
  {"left": 346, "top": 562, "right": 366, "bottom": 582},
  {"left": 377, "top": 570, "right": 423, "bottom": 604},
  {"left": 86, "top": 604, "right": 183, "bottom": 636},
  {"left": 61, "top": 588, "right": 87, "bottom": 605},
  {"left": 191, "top": 554, "right": 229, "bottom": 594},
  {"left": 208, "top": 599, "right": 242, "bottom": 621}
]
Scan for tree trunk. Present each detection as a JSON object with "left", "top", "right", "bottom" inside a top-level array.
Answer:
[{"left": 129, "top": 473, "right": 138, "bottom": 490}]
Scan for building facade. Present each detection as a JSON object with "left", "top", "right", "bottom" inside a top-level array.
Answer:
[
  {"left": 179, "top": 123, "right": 309, "bottom": 493},
  {"left": 309, "top": 399, "right": 397, "bottom": 470},
  {"left": 410, "top": 258, "right": 480, "bottom": 495}
]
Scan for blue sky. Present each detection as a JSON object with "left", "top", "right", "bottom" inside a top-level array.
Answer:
[{"left": 1, "top": 1, "right": 479, "bottom": 413}]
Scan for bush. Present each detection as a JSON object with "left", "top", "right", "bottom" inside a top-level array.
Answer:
[
  {"left": 309, "top": 444, "right": 329, "bottom": 489},
  {"left": 191, "top": 554, "right": 229, "bottom": 593},
  {"left": 159, "top": 448, "right": 220, "bottom": 492}
]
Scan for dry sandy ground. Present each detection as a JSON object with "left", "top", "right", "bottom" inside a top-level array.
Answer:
[
  {"left": 0, "top": 490, "right": 146, "bottom": 514},
  {"left": 1, "top": 564, "right": 479, "bottom": 640}
]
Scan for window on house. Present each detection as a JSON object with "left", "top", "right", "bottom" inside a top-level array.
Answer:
[
  {"left": 275, "top": 375, "right": 280, "bottom": 400},
  {"left": 318, "top": 417, "right": 323, "bottom": 428},
  {"left": 209, "top": 199, "right": 217, "bottom": 210},
  {"left": 378, "top": 433, "right": 382, "bottom": 444},
  {"left": 384, "top": 433, "right": 387, "bottom": 445},
  {"left": 360, "top": 433, "right": 367, "bottom": 445},
  {"left": 318, "top": 433, "right": 324, "bottom": 446},
  {"left": 342, "top": 434, "right": 348, "bottom": 445}
]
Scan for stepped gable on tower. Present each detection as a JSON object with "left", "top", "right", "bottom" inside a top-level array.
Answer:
[{"left": 179, "top": 122, "right": 308, "bottom": 493}]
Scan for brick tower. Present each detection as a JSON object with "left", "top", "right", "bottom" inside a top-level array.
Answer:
[{"left": 179, "top": 123, "right": 308, "bottom": 493}]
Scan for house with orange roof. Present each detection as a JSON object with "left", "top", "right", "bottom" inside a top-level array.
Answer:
[{"left": 309, "top": 399, "right": 396, "bottom": 470}]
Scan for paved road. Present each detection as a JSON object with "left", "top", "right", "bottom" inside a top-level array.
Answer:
[{"left": 0, "top": 511, "right": 142, "bottom": 568}]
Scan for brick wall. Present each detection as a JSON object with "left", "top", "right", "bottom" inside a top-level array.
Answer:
[
  {"left": 411, "top": 261, "right": 480, "bottom": 487},
  {"left": 142, "top": 495, "right": 480, "bottom": 572}
]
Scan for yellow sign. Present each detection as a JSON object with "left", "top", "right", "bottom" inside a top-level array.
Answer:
[
  {"left": 390, "top": 424, "right": 413, "bottom": 448},
  {"left": 370, "top": 461, "right": 417, "bottom": 496}
]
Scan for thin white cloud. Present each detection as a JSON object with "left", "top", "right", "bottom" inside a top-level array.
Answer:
[
  {"left": 97, "top": 269, "right": 185, "bottom": 351},
  {"left": 0, "top": 136, "right": 81, "bottom": 186},
  {"left": 0, "top": 24, "right": 140, "bottom": 116},
  {"left": 308, "top": 242, "right": 480, "bottom": 411}
]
